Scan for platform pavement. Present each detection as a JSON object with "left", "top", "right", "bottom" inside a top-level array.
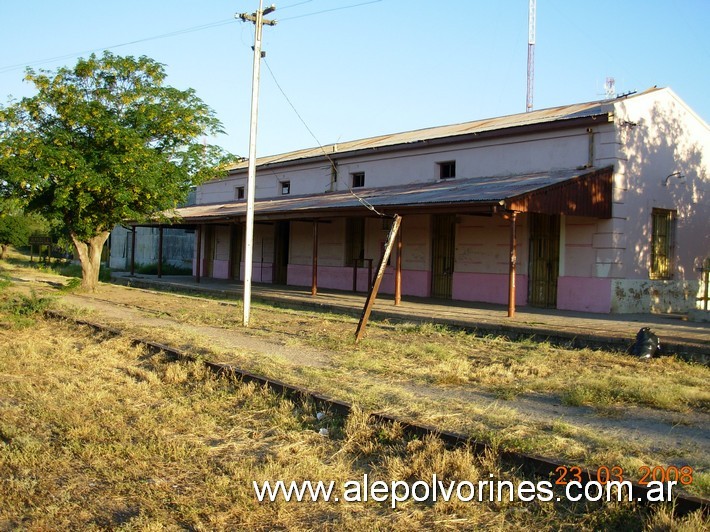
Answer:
[{"left": 110, "top": 272, "right": 709, "bottom": 363}]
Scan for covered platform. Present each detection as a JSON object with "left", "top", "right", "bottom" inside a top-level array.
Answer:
[{"left": 110, "top": 271, "right": 709, "bottom": 363}]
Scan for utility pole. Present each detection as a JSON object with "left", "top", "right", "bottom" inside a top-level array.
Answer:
[
  {"left": 237, "top": 1, "right": 276, "bottom": 326},
  {"left": 526, "top": 0, "right": 536, "bottom": 112}
]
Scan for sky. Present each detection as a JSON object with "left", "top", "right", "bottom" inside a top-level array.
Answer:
[{"left": 1, "top": 0, "right": 709, "bottom": 159}]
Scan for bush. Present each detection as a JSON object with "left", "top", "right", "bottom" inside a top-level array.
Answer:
[
  {"left": 1, "top": 290, "right": 54, "bottom": 326},
  {"left": 135, "top": 262, "right": 192, "bottom": 275}
]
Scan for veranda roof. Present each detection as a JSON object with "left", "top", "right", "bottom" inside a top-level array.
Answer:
[{"left": 157, "top": 166, "right": 613, "bottom": 225}]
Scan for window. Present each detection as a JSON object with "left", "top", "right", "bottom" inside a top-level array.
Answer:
[
  {"left": 235, "top": 186, "right": 245, "bottom": 200},
  {"left": 439, "top": 161, "right": 456, "bottom": 179},
  {"left": 280, "top": 181, "right": 290, "bottom": 195},
  {"left": 351, "top": 172, "right": 365, "bottom": 188},
  {"left": 650, "top": 209, "right": 676, "bottom": 279}
]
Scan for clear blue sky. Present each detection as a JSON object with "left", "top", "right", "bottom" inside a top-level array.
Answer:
[{"left": 1, "top": 1, "right": 709, "bottom": 158}]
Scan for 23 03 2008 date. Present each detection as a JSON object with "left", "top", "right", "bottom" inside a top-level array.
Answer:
[{"left": 554, "top": 465, "right": 694, "bottom": 486}]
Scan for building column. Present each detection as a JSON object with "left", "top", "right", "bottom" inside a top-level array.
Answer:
[
  {"left": 395, "top": 220, "right": 403, "bottom": 306},
  {"left": 195, "top": 225, "right": 202, "bottom": 284},
  {"left": 508, "top": 211, "right": 518, "bottom": 318},
  {"left": 130, "top": 227, "right": 136, "bottom": 276},
  {"left": 157, "top": 226, "right": 164, "bottom": 278},
  {"left": 311, "top": 221, "right": 318, "bottom": 296}
]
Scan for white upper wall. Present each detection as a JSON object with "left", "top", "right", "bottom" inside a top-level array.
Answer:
[
  {"left": 197, "top": 125, "right": 615, "bottom": 204},
  {"left": 611, "top": 87, "right": 710, "bottom": 280}
]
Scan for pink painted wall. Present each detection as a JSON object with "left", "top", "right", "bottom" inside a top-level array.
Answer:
[
  {"left": 288, "top": 264, "right": 430, "bottom": 297},
  {"left": 288, "top": 265, "right": 353, "bottom": 291},
  {"left": 557, "top": 277, "right": 612, "bottom": 313},
  {"left": 377, "top": 269, "right": 431, "bottom": 297},
  {"left": 212, "top": 260, "right": 230, "bottom": 280},
  {"left": 453, "top": 273, "right": 528, "bottom": 306}
]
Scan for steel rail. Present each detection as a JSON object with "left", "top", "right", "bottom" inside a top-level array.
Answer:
[{"left": 44, "top": 309, "right": 709, "bottom": 518}]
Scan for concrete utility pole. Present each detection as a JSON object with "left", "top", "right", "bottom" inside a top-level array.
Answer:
[
  {"left": 526, "top": 0, "right": 536, "bottom": 112},
  {"left": 237, "top": 1, "right": 276, "bottom": 327}
]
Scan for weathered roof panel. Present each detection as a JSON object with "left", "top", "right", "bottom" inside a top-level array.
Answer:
[
  {"left": 166, "top": 166, "right": 613, "bottom": 223},
  {"left": 224, "top": 91, "right": 660, "bottom": 172}
]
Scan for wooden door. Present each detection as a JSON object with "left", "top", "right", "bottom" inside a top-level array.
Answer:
[
  {"left": 528, "top": 213, "right": 560, "bottom": 308},
  {"left": 273, "top": 221, "right": 290, "bottom": 285},
  {"left": 230, "top": 224, "right": 242, "bottom": 280},
  {"left": 431, "top": 214, "right": 456, "bottom": 299}
]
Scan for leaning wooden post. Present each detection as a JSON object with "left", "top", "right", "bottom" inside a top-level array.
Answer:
[
  {"left": 508, "top": 211, "right": 517, "bottom": 318},
  {"left": 311, "top": 220, "right": 318, "bottom": 296},
  {"left": 355, "top": 215, "right": 402, "bottom": 342},
  {"left": 394, "top": 221, "right": 403, "bottom": 306},
  {"left": 130, "top": 226, "right": 136, "bottom": 276},
  {"left": 157, "top": 226, "right": 164, "bottom": 278},
  {"left": 195, "top": 225, "right": 202, "bottom": 284}
]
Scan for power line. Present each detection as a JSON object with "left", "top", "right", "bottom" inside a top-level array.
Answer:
[
  {"left": 0, "top": 1, "right": 385, "bottom": 76},
  {"left": 0, "top": 19, "right": 236, "bottom": 75},
  {"left": 263, "top": 57, "right": 386, "bottom": 217},
  {"left": 278, "top": 0, "right": 314, "bottom": 11},
  {"left": 279, "top": 0, "right": 382, "bottom": 21}
]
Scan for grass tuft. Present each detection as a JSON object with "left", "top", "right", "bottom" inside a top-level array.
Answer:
[{"left": 0, "top": 289, "right": 53, "bottom": 326}]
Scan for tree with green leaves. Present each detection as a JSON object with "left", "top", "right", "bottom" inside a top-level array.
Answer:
[
  {"left": 0, "top": 52, "right": 234, "bottom": 290},
  {"left": 0, "top": 199, "right": 31, "bottom": 259}
]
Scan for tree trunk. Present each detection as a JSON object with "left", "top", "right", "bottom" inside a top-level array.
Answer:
[
  {"left": 0, "top": 244, "right": 7, "bottom": 260},
  {"left": 71, "top": 231, "right": 110, "bottom": 292}
]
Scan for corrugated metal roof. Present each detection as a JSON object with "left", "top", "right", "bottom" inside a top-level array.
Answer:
[
  {"left": 225, "top": 90, "right": 658, "bottom": 172},
  {"left": 168, "top": 166, "right": 612, "bottom": 223}
]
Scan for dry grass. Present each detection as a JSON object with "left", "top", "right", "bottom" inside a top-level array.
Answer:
[
  {"left": 60, "top": 291, "right": 708, "bottom": 489},
  {"left": 1, "top": 308, "right": 708, "bottom": 530},
  {"left": 2, "top": 257, "right": 709, "bottom": 502},
  {"left": 45, "top": 277, "right": 709, "bottom": 415}
]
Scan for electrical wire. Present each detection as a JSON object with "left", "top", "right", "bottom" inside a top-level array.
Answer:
[
  {"left": 279, "top": 0, "right": 382, "bottom": 21},
  {"left": 0, "top": 19, "right": 236, "bottom": 75},
  {"left": 278, "top": 0, "right": 314, "bottom": 11},
  {"left": 1, "top": 1, "right": 385, "bottom": 75},
  {"left": 263, "top": 58, "right": 387, "bottom": 217}
]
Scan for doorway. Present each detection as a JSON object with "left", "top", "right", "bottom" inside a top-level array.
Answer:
[
  {"left": 431, "top": 214, "right": 456, "bottom": 299},
  {"left": 273, "top": 221, "right": 290, "bottom": 285},
  {"left": 528, "top": 213, "right": 560, "bottom": 308}
]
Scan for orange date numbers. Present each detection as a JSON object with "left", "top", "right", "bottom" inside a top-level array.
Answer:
[{"left": 554, "top": 465, "right": 693, "bottom": 486}]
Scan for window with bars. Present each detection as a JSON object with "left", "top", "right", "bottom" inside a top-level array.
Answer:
[
  {"left": 650, "top": 209, "right": 676, "bottom": 279},
  {"left": 438, "top": 161, "right": 456, "bottom": 180}
]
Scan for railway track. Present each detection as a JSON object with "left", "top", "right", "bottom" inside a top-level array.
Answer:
[{"left": 44, "top": 309, "right": 710, "bottom": 518}]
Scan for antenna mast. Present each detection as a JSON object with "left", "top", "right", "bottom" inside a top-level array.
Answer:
[{"left": 526, "top": 0, "right": 536, "bottom": 112}]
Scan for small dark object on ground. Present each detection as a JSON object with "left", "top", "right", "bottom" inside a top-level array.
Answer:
[{"left": 629, "top": 327, "right": 661, "bottom": 359}]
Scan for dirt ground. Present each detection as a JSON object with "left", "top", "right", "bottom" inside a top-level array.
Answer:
[{"left": 4, "top": 265, "right": 709, "bottom": 495}]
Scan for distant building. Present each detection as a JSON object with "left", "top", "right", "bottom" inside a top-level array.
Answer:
[
  {"left": 121, "top": 87, "right": 709, "bottom": 314},
  {"left": 109, "top": 226, "right": 194, "bottom": 272}
]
